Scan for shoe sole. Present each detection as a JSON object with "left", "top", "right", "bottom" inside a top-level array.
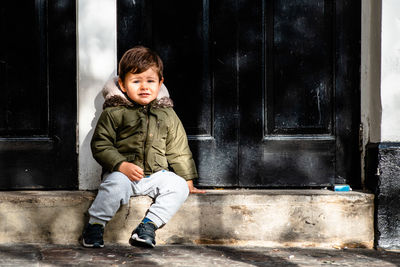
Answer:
[
  {"left": 82, "top": 239, "right": 104, "bottom": 248},
  {"left": 130, "top": 233, "right": 155, "bottom": 248}
]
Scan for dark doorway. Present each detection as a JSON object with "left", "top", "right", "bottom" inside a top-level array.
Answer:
[
  {"left": 0, "top": 0, "right": 77, "bottom": 189},
  {"left": 117, "top": 0, "right": 360, "bottom": 188}
]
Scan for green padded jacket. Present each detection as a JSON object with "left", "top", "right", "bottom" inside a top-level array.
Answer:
[{"left": 90, "top": 81, "right": 198, "bottom": 181}]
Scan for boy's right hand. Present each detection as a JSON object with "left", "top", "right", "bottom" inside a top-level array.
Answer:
[{"left": 118, "top": 162, "right": 144, "bottom": 181}]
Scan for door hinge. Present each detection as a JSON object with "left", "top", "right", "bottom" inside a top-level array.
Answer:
[{"left": 376, "top": 167, "right": 380, "bottom": 176}]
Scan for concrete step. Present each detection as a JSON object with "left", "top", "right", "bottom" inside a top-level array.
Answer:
[{"left": 0, "top": 190, "right": 374, "bottom": 248}]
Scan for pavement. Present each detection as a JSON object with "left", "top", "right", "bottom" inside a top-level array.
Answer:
[{"left": 0, "top": 244, "right": 399, "bottom": 266}]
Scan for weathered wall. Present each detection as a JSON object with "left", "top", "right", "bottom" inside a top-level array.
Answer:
[
  {"left": 375, "top": 144, "right": 400, "bottom": 250},
  {"left": 381, "top": 0, "right": 400, "bottom": 142},
  {"left": 77, "top": 0, "right": 116, "bottom": 190},
  {"left": 364, "top": 0, "right": 400, "bottom": 250},
  {"left": 376, "top": 0, "right": 400, "bottom": 250}
]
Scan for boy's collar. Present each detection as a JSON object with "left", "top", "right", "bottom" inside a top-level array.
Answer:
[
  {"left": 121, "top": 91, "right": 143, "bottom": 107},
  {"left": 102, "top": 94, "right": 173, "bottom": 110},
  {"left": 101, "top": 76, "right": 173, "bottom": 110},
  {"left": 122, "top": 92, "right": 168, "bottom": 109}
]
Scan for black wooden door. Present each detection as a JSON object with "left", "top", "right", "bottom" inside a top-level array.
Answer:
[
  {"left": 117, "top": 0, "right": 360, "bottom": 188},
  {"left": 0, "top": 0, "right": 77, "bottom": 189}
]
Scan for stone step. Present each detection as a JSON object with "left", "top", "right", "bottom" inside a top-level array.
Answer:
[{"left": 0, "top": 190, "right": 374, "bottom": 248}]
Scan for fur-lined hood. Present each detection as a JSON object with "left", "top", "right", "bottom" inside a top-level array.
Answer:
[{"left": 102, "top": 76, "right": 174, "bottom": 109}]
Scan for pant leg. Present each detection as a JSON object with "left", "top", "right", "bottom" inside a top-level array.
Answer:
[
  {"left": 88, "top": 172, "right": 134, "bottom": 225},
  {"left": 134, "top": 170, "right": 189, "bottom": 227}
]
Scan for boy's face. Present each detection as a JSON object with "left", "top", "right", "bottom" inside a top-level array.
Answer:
[{"left": 118, "top": 68, "right": 163, "bottom": 106}]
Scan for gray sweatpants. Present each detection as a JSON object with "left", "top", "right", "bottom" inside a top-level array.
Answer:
[{"left": 88, "top": 170, "right": 189, "bottom": 228}]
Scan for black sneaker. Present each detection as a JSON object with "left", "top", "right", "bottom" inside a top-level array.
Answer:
[
  {"left": 129, "top": 222, "right": 157, "bottom": 248},
  {"left": 82, "top": 223, "right": 104, "bottom": 248}
]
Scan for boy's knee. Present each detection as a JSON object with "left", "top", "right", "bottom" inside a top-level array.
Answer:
[
  {"left": 171, "top": 174, "right": 189, "bottom": 198},
  {"left": 157, "top": 172, "right": 189, "bottom": 197},
  {"left": 99, "top": 172, "right": 132, "bottom": 193},
  {"left": 180, "top": 178, "right": 190, "bottom": 196}
]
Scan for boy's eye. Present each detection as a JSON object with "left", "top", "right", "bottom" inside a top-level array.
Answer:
[
  {"left": 147, "top": 80, "right": 155, "bottom": 83},
  {"left": 132, "top": 80, "right": 140, "bottom": 84}
]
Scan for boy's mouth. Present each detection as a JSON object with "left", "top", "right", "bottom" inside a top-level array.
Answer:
[{"left": 139, "top": 93, "right": 151, "bottom": 97}]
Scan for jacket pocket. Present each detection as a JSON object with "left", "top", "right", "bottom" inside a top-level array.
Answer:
[{"left": 154, "top": 153, "right": 168, "bottom": 169}]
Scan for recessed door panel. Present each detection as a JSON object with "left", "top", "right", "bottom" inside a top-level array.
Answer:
[{"left": 0, "top": 0, "right": 77, "bottom": 189}]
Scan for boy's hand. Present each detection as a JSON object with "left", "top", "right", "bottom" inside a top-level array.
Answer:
[
  {"left": 187, "top": 180, "right": 206, "bottom": 194},
  {"left": 119, "top": 162, "right": 144, "bottom": 181}
]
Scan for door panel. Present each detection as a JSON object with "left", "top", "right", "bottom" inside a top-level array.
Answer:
[
  {"left": 0, "top": 0, "right": 48, "bottom": 136},
  {"left": 0, "top": 0, "right": 77, "bottom": 189},
  {"left": 268, "top": 0, "right": 333, "bottom": 135},
  {"left": 117, "top": 0, "right": 360, "bottom": 187},
  {"left": 238, "top": 0, "right": 337, "bottom": 187}
]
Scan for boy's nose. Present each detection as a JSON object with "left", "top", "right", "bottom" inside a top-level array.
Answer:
[{"left": 139, "top": 84, "right": 149, "bottom": 90}]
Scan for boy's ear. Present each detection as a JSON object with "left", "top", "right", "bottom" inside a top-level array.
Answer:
[
  {"left": 159, "top": 77, "right": 164, "bottom": 86},
  {"left": 118, "top": 78, "right": 127, "bottom": 92}
]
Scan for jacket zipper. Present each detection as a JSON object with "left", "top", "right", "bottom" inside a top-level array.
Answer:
[{"left": 143, "top": 106, "right": 149, "bottom": 172}]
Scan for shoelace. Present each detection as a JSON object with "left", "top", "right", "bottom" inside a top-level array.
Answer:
[
  {"left": 85, "top": 224, "right": 103, "bottom": 240},
  {"left": 137, "top": 223, "right": 156, "bottom": 237}
]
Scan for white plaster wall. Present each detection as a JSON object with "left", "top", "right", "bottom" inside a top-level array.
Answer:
[
  {"left": 381, "top": 0, "right": 400, "bottom": 142},
  {"left": 77, "top": 0, "right": 117, "bottom": 190}
]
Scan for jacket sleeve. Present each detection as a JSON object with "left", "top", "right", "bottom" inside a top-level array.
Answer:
[
  {"left": 165, "top": 111, "right": 198, "bottom": 180},
  {"left": 91, "top": 109, "right": 126, "bottom": 172}
]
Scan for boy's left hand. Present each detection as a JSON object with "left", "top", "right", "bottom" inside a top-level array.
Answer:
[{"left": 187, "top": 180, "right": 206, "bottom": 194}]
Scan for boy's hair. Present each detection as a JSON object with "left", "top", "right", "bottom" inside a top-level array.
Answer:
[{"left": 118, "top": 46, "right": 163, "bottom": 82}]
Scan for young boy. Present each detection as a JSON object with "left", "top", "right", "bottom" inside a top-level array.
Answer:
[{"left": 82, "top": 46, "right": 205, "bottom": 248}]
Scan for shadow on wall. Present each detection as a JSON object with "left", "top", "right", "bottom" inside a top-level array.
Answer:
[
  {"left": 79, "top": 72, "right": 116, "bottom": 190},
  {"left": 187, "top": 189, "right": 373, "bottom": 250},
  {"left": 80, "top": 87, "right": 104, "bottom": 186},
  {"left": 0, "top": 192, "right": 93, "bottom": 244},
  {"left": 192, "top": 194, "right": 295, "bottom": 266}
]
